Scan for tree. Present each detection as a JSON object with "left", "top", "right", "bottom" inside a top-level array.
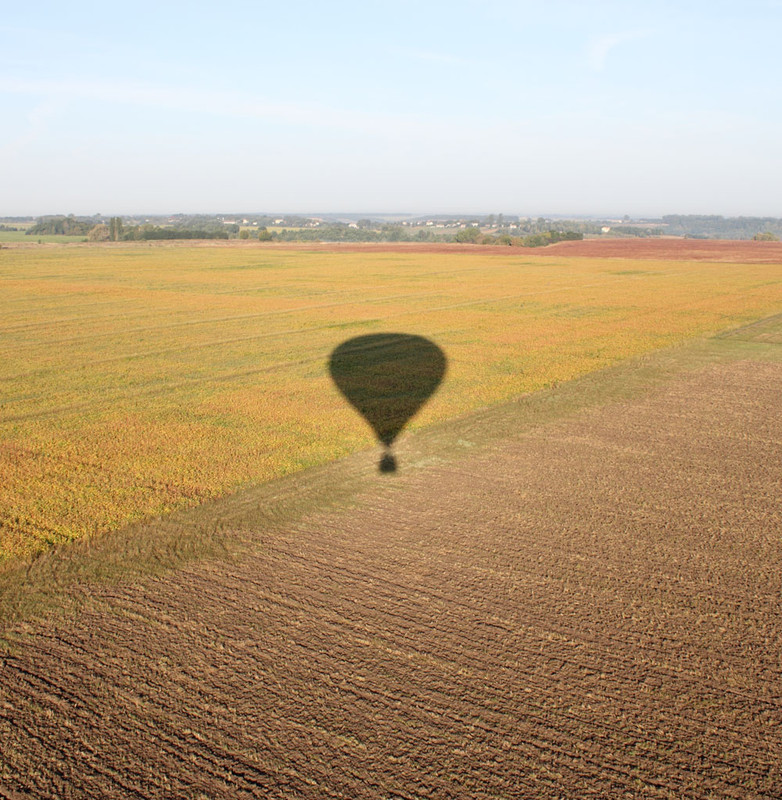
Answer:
[
  {"left": 27, "top": 216, "right": 93, "bottom": 236},
  {"left": 257, "top": 227, "right": 274, "bottom": 241},
  {"left": 380, "top": 224, "right": 406, "bottom": 241},
  {"left": 87, "top": 224, "right": 110, "bottom": 242},
  {"left": 455, "top": 226, "right": 482, "bottom": 243},
  {"left": 108, "top": 217, "right": 123, "bottom": 242},
  {"left": 753, "top": 231, "right": 779, "bottom": 241},
  {"left": 239, "top": 229, "right": 250, "bottom": 239}
]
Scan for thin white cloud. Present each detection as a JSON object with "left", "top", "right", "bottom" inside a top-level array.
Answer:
[
  {"left": 0, "top": 76, "right": 324, "bottom": 124},
  {"left": 1, "top": 97, "right": 66, "bottom": 157},
  {"left": 0, "top": 75, "right": 499, "bottom": 140},
  {"left": 393, "top": 47, "right": 475, "bottom": 67},
  {"left": 586, "top": 30, "right": 654, "bottom": 72}
]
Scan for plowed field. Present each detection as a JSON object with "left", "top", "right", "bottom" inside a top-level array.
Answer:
[
  {"left": 2, "top": 342, "right": 780, "bottom": 798},
  {"left": 539, "top": 237, "right": 782, "bottom": 262}
]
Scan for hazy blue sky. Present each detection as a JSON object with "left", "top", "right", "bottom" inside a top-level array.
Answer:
[{"left": 2, "top": 0, "right": 781, "bottom": 216}]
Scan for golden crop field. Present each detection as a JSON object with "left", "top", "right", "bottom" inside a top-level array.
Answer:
[{"left": 2, "top": 243, "right": 781, "bottom": 561}]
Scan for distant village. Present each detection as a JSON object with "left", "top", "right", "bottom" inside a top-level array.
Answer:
[
  {"left": 2, "top": 213, "right": 781, "bottom": 244},
  {"left": 211, "top": 214, "right": 641, "bottom": 234}
]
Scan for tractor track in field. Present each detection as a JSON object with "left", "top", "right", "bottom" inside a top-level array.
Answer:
[{"left": 1, "top": 355, "right": 781, "bottom": 798}]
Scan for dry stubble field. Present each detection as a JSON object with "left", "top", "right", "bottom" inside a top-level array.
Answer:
[{"left": 2, "top": 240, "right": 781, "bottom": 562}]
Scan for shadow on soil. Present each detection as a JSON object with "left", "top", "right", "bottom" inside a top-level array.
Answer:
[{"left": 329, "top": 333, "right": 447, "bottom": 473}]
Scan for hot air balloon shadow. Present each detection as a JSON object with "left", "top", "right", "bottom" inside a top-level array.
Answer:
[{"left": 329, "top": 333, "right": 447, "bottom": 473}]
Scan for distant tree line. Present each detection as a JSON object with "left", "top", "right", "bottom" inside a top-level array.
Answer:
[
  {"left": 267, "top": 224, "right": 440, "bottom": 243},
  {"left": 28, "top": 213, "right": 782, "bottom": 244},
  {"left": 518, "top": 230, "right": 584, "bottom": 247},
  {"left": 510, "top": 219, "right": 602, "bottom": 237},
  {"left": 608, "top": 225, "right": 664, "bottom": 237},
  {"left": 661, "top": 215, "right": 782, "bottom": 239},
  {"left": 26, "top": 214, "right": 238, "bottom": 241},
  {"left": 26, "top": 214, "right": 597, "bottom": 244},
  {"left": 455, "top": 227, "right": 583, "bottom": 247},
  {"left": 27, "top": 215, "right": 96, "bottom": 236},
  {"left": 121, "top": 225, "right": 229, "bottom": 240},
  {"left": 86, "top": 222, "right": 229, "bottom": 241},
  {"left": 167, "top": 215, "right": 239, "bottom": 234}
]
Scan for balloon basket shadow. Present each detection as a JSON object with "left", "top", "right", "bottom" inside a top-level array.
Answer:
[{"left": 378, "top": 450, "right": 397, "bottom": 473}]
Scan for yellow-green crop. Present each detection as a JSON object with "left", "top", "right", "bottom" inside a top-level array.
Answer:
[{"left": 1, "top": 243, "right": 780, "bottom": 560}]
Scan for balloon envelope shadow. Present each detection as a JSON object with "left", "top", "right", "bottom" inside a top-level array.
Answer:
[{"left": 329, "top": 333, "right": 447, "bottom": 472}]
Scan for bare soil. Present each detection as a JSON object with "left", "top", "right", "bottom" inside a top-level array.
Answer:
[
  {"left": 306, "top": 237, "right": 782, "bottom": 262},
  {"left": 538, "top": 237, "right": 782, "bottom": 262},
  {"left": 2, "top": 350, "right": 781, "bottom": 798},
  {"left": 168, "top": 237, "right": 782, "bottom": 261},
  {"left": 270, "top": 236, "right": 782, "bottom": 262}
]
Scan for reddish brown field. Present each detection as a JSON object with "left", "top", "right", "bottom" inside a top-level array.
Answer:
[
  {"left": 10, "top": 235, "right": 782, "bottom": 263},
  {"left": 2, "top": 350, "right": 781, "bottom": 798},
  {"left": 262, "top": 239, "right": 782, "bottom": 264},
  {"left": 231, "top": 237, "right": 782, "bottom": 261},
  {"left": 539, "top": 237, "right": 782, "bottom": 262},
  {"left": 251, "top": 237, "right": 782, "bottom": 262}
]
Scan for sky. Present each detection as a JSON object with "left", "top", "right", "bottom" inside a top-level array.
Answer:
[{"left": 2, "top": 0, "right": 782, "bottom": 217}]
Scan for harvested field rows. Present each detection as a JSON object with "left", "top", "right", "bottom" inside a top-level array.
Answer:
[
  {"left": 1, "top": 355, "right": 780, "bottom": 798},
  {"left": 2, "top": 244, "right": 781, "bottom": 560},
  {"left": 536, "top": 237, "right": 782, "bottom": 263}
]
